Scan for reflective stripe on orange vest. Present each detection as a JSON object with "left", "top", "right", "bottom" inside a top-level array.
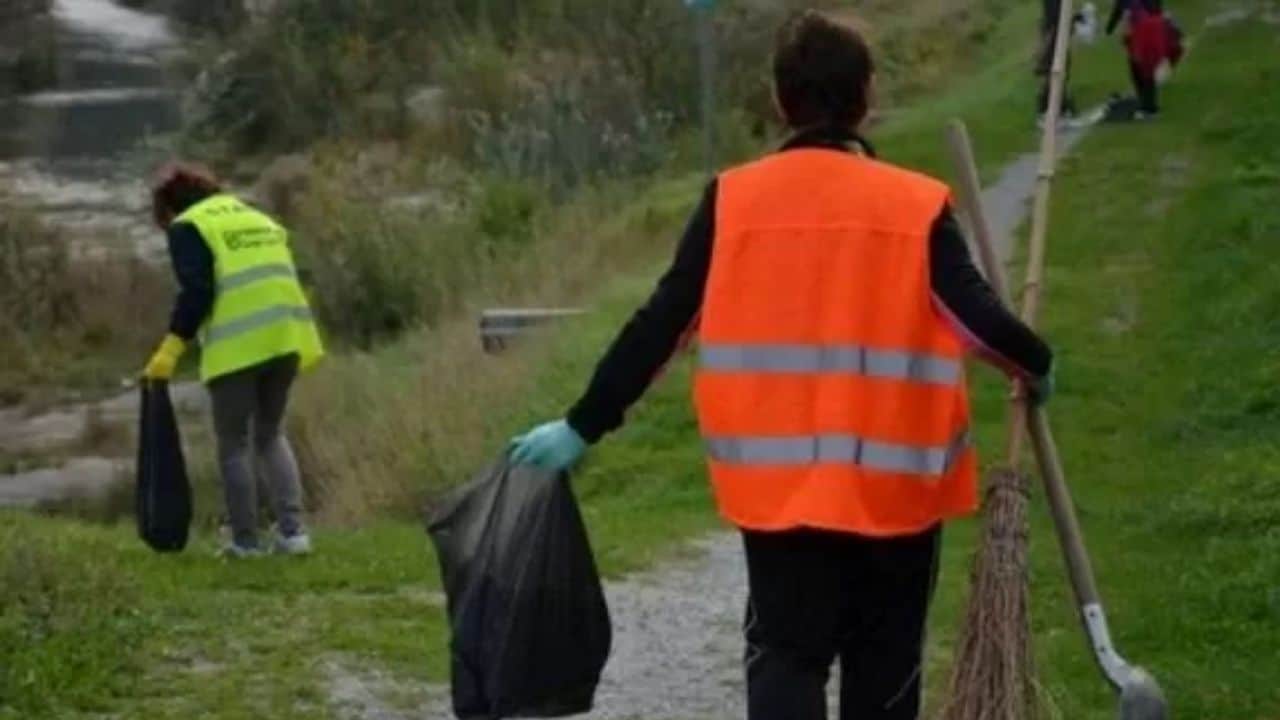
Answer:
[
  {"left": 695, "top": 149, "right": 978, "bottom": 536},
  {"left": 705, "top": 429, "right": 971, "bottom": 476},
  {"left": 700, "top": 343, "right": 963, "bottom": 385}
]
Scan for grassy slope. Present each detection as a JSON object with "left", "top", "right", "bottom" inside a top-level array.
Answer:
[
  {"left": 1019, "top": 6, "right": 1280, "bottom": 715},
  {"left": 5, "top": 1, "right": 1280, "bottom": 718}
]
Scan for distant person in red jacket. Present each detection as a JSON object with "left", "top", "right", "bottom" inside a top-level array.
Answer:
[{"left": 1108, "top": 0, "right": 1178, "bottom": 117}]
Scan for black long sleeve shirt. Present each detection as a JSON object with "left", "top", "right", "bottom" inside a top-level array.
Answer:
[
  {"left": 566, "top": 127, "right": 1053, "bottom": 444},
  {"left": 166, "top": 221, "right": 215, "bottom": 340}
]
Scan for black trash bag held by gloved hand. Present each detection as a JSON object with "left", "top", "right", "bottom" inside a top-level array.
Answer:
[
  {"left": 136, "top": 381, "right": 193, "bottom": 552},
  {"left": 428, "top": 456, "right": 611, "bottom": 719}
]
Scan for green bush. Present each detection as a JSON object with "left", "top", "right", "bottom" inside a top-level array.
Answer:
[
  {"left": 467, "top": 73, "right": 674, "bottom": 196},
  {"left": 472, "top": 176, "right": 544, "bottom": 247},
  {"left": 182, "top": 0, "right": 802, "bottom": 169},
  {"left": 183, "top": 0, "right": 432, "bottom": 153},
  {"left": 289, "top": 173, "right": 488, "bottom": 347}
]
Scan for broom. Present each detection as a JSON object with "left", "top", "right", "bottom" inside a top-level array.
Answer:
[{"left": 939, "top": 2, "right": 1075, "bottom": 717}]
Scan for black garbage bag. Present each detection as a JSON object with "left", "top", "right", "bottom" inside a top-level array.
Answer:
[
  {"left": 136, "top": 381, "right": 193, "bottom": 552},
  {"left": 1101, "top": 94, "right": 1143, "bottom": 123},
  {"left": 428, "top": 456, "right": 611, "bottom": 719}
]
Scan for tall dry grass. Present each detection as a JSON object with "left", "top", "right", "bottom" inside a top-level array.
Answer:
[
  {"left": 0, "top": 204, "right": 172, "bottom": 405},
  {"left": 180, "top": 0, "right": 805, "bottom": 161},
  {"left": 287, "top": 174, "right": 702, "bottom": 522}
]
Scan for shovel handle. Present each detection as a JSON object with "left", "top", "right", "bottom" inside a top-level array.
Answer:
[{"left": 1026, "top": 408, "right": 1101, "bottom": 606}]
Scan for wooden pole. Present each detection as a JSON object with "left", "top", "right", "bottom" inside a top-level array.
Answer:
[{"left": 1004, "top": 0, "right": 1075, "bottom": 464}]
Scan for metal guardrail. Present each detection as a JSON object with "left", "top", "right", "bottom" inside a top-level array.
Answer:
[{"left": 479, "top": 308, "right": 585, "bottom": 353}]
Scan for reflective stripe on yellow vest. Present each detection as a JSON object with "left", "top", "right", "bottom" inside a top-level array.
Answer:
[{"left": 174, "top": 194, "right": 324, "bottom": 382}]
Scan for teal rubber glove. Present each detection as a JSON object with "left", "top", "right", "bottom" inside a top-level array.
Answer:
[
  {"left": 509, "top": 420, "right": 587, "bottom": 471},
  {"left": 1027, "top": 360, "right": 1055, "bottom": 406}
]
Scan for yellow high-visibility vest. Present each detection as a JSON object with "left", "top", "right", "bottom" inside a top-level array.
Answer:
[{"left": 175, "top": 194, "right": 324, "bottom": 382}]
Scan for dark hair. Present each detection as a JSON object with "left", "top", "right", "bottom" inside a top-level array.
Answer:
[
  {"left": 773, "top": 10, "right": 875, "bottom": 130},
  {"left": 151, "top": 162, "right": 222, "bottom": 228}
]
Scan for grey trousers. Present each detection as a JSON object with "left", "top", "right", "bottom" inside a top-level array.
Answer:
[{"left": 208, "top": 353, "right": 305, "bottom": 548}]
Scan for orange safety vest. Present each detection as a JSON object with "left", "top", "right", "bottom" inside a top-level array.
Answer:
[{"left": 695, "top": 149, "right": 978, "bottom": 537}]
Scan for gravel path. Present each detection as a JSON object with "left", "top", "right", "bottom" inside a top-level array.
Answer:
[
  {"left": 392, "top": 536, "right": 754, "bottom": 720},
  {"left": 586, "top": 535, "right": 750, "bottom": 720}
]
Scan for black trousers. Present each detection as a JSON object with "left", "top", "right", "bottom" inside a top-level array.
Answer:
[
  {"left": 741, "top": 526, "right": 942, "bottom": 720},
  {"left": 1129, "top": 59, "right": 1159, "bottom": 114}
]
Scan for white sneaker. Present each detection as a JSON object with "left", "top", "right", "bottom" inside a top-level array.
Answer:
[
  {"left": 273, "top": 531, "right": 313, "bottom": 556},
  {"left": 217, "top": 543, "right": 264, "bottom": 559}
]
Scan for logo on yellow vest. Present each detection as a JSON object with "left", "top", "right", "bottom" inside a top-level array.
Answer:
[{"left": 225, "top": 226, "right": 285, "bottom": 252}]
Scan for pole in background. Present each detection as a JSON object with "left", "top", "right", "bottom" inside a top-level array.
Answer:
[{"left": 686, "top": 0, "right": 717, "bottom": 175}]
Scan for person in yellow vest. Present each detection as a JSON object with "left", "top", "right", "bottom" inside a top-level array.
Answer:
[
  {"left": 511, "top": 11, "right": 1054, "bottom": 719},
  {"left": 143, "top": 163, "right": 324, "bottom": 558}
]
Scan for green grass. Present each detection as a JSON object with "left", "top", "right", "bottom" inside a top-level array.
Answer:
[
  {"left": 6, "top": 1, "right": 1280, "bottom": 718},
  {"left": 1013, "top": 9, "right": 1280, "bottom": 715}
]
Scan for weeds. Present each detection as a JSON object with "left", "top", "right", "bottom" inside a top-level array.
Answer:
[
  {"left": 288, "top": 175, "right": 701, "bottom": 521},
  {"left": 0, "top": 204, "right": 172, "bottom": 405}
]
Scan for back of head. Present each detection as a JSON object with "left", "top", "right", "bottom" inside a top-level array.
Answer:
[
  {"left": 151, "top": 162, "right": 223, "bottom": 229},
  {"left": 773, "top": 10, "right": 875, "bottom": 131}
]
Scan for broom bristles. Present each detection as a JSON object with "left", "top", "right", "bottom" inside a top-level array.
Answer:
[{"left": 938, "top": 468, "right": 1046, "bottom": 720}]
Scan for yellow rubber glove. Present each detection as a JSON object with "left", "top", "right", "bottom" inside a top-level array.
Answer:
[{"left": 143, "top": 334, "right": 187, "bottom": 381}]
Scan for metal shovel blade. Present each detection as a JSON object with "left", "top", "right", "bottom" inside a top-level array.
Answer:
[{"left": 1120, "top": 667, "right": 1169, "bottom": 720}]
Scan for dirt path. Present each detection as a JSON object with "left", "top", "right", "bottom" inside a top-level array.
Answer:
[{"left": 980, "top": 120, "right": 1096, "bottom": 262}]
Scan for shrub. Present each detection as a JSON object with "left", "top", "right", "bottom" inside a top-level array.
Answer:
[
  {"left": 182, "top": 0, "right": 433, "bottom": 153},
  {"left": 0, "top": 204, "right": 172, "bottom": 404},
  {"left": 467, "top": 70, "right": 675, "bottom": 196},
  {"left": 287, "top": 164, "right": 487, "bottom": 347},
  {"left": 181, "top": 0, "right": 803, "bottom": 166}
]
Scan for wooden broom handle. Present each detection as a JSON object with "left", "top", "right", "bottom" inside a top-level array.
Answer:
[
  {"left": 945, "top": 123, "right": 1020, "bottom": 468},
  {"left": 945, "top": 123, "right": 1011, "bottom": 306}
]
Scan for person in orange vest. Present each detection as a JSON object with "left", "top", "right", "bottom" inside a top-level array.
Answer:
[{"left": 512, "top": 10, "right": 1053, "bottom": 719}]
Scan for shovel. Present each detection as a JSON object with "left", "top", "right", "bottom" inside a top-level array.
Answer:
[
  {"left": 1027, "top": 410, "right": 1168, "bottom": 719},
  {"left": 947, "top": 119, "right": 1169, "bottom": 719}
]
